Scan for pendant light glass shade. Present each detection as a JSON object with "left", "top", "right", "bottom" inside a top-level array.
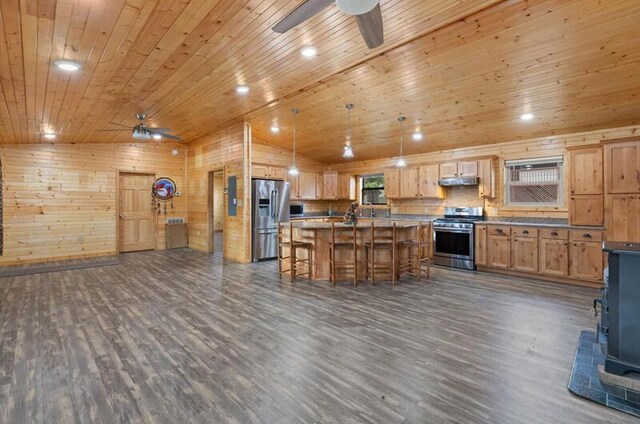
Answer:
[
  {"left": 343, "top": 103, "right": 355, "bottom": 159},
  {"left": 336, "top": 0, "right": 378, "bottom": 15},
  {"left": 289, "top": 108, "right": 300, "bottom": 176},
  {"left": 396, "top": 115, "right": 407, "bottom": 168}
]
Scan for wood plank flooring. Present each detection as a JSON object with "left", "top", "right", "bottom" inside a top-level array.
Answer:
[{"left": 0, "top": 248, "right": 636, "bottom": 423}]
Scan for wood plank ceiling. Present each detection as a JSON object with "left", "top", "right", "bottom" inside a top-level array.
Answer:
[{"left": 0, "top": 0, "right": 639, "bottom": 163}]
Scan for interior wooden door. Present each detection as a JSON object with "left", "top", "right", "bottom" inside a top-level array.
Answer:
[{"left": 119, "top": 173, "right": 156, "bottom": 252}]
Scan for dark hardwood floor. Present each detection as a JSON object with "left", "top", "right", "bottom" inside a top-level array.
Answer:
[{"left": 0, "top": 248, "right": 635, "bottom": 423}]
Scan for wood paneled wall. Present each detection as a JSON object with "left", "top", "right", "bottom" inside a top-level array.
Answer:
[
  {"left": 331, "top": 126, "right": 640, "bottom": 217},
  {"left": 252, "top": 138, "right": 328, "bottom": 171},
  {"left": 187, "top": 122, "right": 251, "bottom": 263},
  {"left": 0, "top": 142, "right": 186, "bottom": 266}
]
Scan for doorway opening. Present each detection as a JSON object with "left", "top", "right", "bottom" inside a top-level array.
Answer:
[
  {"left": 118, "top": 172, "right": 156, "bottom": 253},
  {"left": 208, "top": 169, "right": 225, "bottom": 254}
]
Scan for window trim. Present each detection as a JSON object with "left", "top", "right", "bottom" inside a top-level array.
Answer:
[
  {"left": 360, "top": 173, "right": 387, "bottom": 206},
  {"left": 503, "top": 156, "right": 564, "bottom": 208}
]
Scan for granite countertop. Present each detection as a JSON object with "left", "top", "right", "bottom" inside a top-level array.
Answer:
[
  {"left": 289, "top": 215, "right": 604, "bottom": 230},
  {"left": 481, "top": 217, "right": 605, "bottom": 230},
  {"left": 290, "top": 221, "right": 421, "bottom": 229},
  {"left": 603, "top": 241, "right": 640, "bottom": 254}
]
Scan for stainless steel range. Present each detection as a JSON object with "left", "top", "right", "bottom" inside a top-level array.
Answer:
[{"left": 432, "top": 206, "right": 484, "bottom": 270}]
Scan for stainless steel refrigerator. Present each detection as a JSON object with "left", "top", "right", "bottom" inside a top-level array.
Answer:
[{"left": 252, "top": 179, "right": 290, "bottom": 262}]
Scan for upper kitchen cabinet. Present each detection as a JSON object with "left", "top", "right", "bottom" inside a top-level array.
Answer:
[
  {"left": 337, "top": 173, "right": 356, "bottom": 200},
  {"left": 477, "top": 158, "right": 496, "bottom": 199},
  {"left": 384, "top": 169, "right": 401, "bottom": 199},
  {"left": 568, "top": 147, "right": 603, "bottom": 195},
  {"left": 252, "top": 164, "right": 286, "bottom": 180},
  {"left": 298, "top": 171, "right": 319, "bottom": 200},
  {"left": 568, "top": 146, "right": 604, "bottom": 226},
  {"left": 439, "top": 161, "right": 478, "bottom": 178},
  {"left": 606, "top": 194, "right": 640, "bottom": 242},
  {"left": 322, "top": 171, "right": 355, "bottom": 200},
  {"left": 604, "top": 140, "right": 640, "bottom": 194},
  {"left": 400, "top": 168, "right": 420, "bottom": 198},
  {"left": 419, "top": 164, "right": 444, "bottom": 199},
  {"left": 287, "top": 171, "right": 319, "bottom": 200},
  {"left": 323, "top": 172, "right": 338, "bottom": 199}
]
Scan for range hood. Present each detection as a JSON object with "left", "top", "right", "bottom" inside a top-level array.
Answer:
[{"left": 438, "top": 176, "right": 479, "bottom": 187}]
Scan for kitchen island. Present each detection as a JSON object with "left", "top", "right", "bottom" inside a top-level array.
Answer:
[{"left": 285, "top": 220, "right": 429, "bottom": 281}]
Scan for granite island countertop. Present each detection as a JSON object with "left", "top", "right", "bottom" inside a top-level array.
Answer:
[
  {"left": 289, "top": 221, "right": 422, "bottom": 229},
  {"left": 289, "top": 215, "right": 605, "bottom": 230}
]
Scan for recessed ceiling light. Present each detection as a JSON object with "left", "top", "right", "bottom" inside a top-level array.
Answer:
[
  {"left": 300, "top": 46, "right": 317, "bottom": 58},
  {"left": 412, "top": 132, "right": 423, "bottom": 141},
  {"left": 43, "top": 133, "right": 56, "bottom": 139},
  {"left": 520, "top": 113, "right": 534, "bottom": 121},
  {"left": 54, "top": 60, "right": 81, "bottom": 71},
  {"left": 235, "top": 85, "right": 250, "bottom": 95},
  {"left": 270, "top": 125, "right": 280, "bottom": 133},
  {"left": 152, "top": 134, "right": 162, "bottom": 140},
  {"left": 172, "top": 148, "right": 179, "bottom": 156}
]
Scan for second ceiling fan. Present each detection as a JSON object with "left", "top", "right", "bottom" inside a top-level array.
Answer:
[{"left": 273, "top": 0, "right": 384, "bottom": 49}]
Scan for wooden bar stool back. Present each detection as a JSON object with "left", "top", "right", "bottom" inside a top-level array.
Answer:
[
  {"left": 278, "top": 222, "right": 312, "bottom": 281},
  {"left": 329, "top": 223, "right": 358, "bottom": 286},
  {"left": 364, "top": 222, "right": 397, "bottom": 285},
  {"left": 397, "top": 221, "right": 432, "bottom": 281}
]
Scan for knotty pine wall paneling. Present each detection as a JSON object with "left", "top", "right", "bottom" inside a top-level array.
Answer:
[
  {"left": 330, "top": 126, "right": 640, "bottom": 218},
  {"left": 187, "top": 122, "right": 252, "bottom": 263},
  {"left": 0, "top": 142, "right": 186, "bottom": 266}
]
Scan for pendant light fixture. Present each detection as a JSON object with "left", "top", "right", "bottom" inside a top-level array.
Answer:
[
  {"left": 343, "top": 103, "right": 355, "bottom": 158},
  {"left": 395, "top": 115, "right": 407, "bottom": 168},
  {"left": 288, "top": 108, "right": 300, "bottom": 176}
]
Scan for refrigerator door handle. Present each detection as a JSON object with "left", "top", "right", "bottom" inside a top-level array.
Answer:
[
  {"left": 270, "top": 189, "right": 276, "bottom": 220},
  {"left": 274, "top": 188, "right": 279, "bottom": 221}
]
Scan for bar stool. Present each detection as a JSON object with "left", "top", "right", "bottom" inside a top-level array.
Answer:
[
  {"left": 397, "top": 222, "right": 431, "bottom": 281},
  {"left": 364, "top": 222, "right": 396, "bottom": 285},
  {"left": 278, "top": 222, "right": 312, "bottom": 281},
  {"left": 329, "top": 222, "right": 357, "bottom": 286}
]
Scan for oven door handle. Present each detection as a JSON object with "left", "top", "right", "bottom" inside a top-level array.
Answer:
[{"left": 433, "top": 228, "right": 472, "bottom": 234}]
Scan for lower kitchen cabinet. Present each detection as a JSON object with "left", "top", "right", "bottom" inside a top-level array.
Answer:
[
  {"left": 488, "top": 234, "right": 511, "bottom": 269},
  {"left": 569, "top": 241, "right": 603, "bottom": 282},
  {"left": 539, "top": 238, "right": 569, "bottom": 276},
  {"left": 511, "top": 237, "right": 538, "bottom": 273},
  {"left": 475, "top": 225, "right": 487, "bottom": 266}
]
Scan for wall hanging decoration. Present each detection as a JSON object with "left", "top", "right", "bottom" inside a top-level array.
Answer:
[{"left": 152, "top": 177, "right": 176, "bottom": 215}]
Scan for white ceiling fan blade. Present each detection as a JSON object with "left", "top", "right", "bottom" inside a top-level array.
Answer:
[
  {"left": 272, "top": 0, "right": 334, "bottom": 33},
  {"left": 355, "top": 4, "right": 384, "bottom": 49}
]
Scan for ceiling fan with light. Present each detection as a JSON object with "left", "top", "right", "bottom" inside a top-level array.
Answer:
[
  {"left": 98, "top": 113, "right": 181, "bottom": 141},
  {"left": 272, "top": 0, "right": 384, "bottom": 49}
]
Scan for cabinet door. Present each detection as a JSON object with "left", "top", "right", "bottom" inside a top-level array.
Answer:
[
  {"left": 287, "top": 173, "right": 299, "bottom": 198},
  {"left": 252, "top": 164, "right": 269, "bottom": 178},
  {"left": 569, "top": 195, "right": 604, "bottom": 226},
  {"left": 439, "top": 162, "right": 458, "bottom": 178},
  {"left": 539, "top": 238, "right": 569, "bottom": 276},
  {"left": 569, "top": 242, "right": 603, "bottom": 282},
  {"left": 419, "top": 164, "right": 443, "bottom": 198},
  {"left": 384, "top": 169, "right": 400, "bottom": 198},
  {"left": 478, "top": 158, "right": 495, "bottom": 198},
  {"left": 475, "top": 225, "right": 487, "bottom": 266},
  {"left": 569, "top": 147, "right": 603, "bottom": 195},
  {"left": 400, "top": 167, "right": 420, "bottom": 198},
  {"left": 606, "top": 195, "right": 640, "bottom": 242},
  {"left": 511, "top": 237, "right": 538, "bottom": 273},
  {"left": 269, "top": 167, "right": 285, "bottom": 180},
  {"left": 458, "top": 161, "right": 478, "bottom": 177},
  {"left": 605, "top": 142, "right": 640, "bottom": 194},
  {"left": 298, "top": 172, "right": 317, "bottom": 200},
  {"left": 488, "top": 235, "right": 511, "bottom": 268},
  {"left": 323, "top": 172, "right": 338, "bottom": 199},
  {"left": 315, "top": 173, "right": 323, "bottom": 199},
  {"left": 338, "top": 173, "right": 356, "bottom": 200}
]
